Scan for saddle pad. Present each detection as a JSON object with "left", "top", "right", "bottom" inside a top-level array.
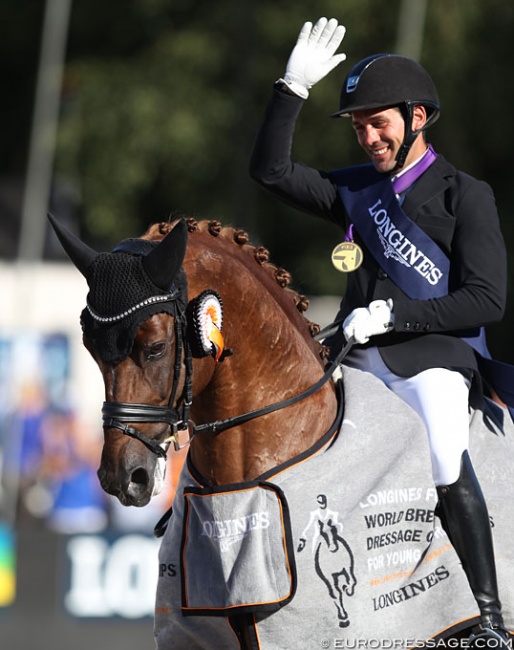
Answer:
[
  {"left": 180, "top": 482, "right": 296, "bottom": 615},
  {"left": 154, "top": 366, "right": 514, "bottom": 649}
]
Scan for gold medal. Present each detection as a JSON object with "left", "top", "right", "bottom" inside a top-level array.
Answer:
[{"left": 331, "top": 241, "right": 364, "bottom": 273}]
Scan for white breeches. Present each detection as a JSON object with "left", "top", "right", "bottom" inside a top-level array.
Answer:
[{"left": 345, "top": 347, "right": 471, "bottom": 487}]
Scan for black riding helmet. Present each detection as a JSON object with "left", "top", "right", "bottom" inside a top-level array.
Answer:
[{"left": 331, "top": 54, "right": 440, "bottom": 170}]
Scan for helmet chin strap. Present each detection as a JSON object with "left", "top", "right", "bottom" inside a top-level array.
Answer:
[{"left": 391, "top": 102, "right": 419, "bottom": 173}]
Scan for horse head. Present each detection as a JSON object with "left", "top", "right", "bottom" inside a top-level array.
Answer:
[{"left": 49, "top": 215, "right": 194, "bottom": 506}]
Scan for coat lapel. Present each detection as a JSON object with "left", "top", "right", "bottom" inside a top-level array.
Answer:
[{"left": 401, "top": 154, "right": 456, "bottom": 218}]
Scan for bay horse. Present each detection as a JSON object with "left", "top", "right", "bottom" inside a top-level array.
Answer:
[{"left": 48, "top": 215, "right": 514, "bottom": 648}]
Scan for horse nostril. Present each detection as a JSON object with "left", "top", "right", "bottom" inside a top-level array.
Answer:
[{"left": 130, "top": 467, "right": 150, "bottom": 488}]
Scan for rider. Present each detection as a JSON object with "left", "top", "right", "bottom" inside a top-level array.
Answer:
[{"left": 249, "top": 17, "right": 510, "bottom": 644}]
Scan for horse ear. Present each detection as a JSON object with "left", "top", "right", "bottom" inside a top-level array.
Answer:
[
  {"left": 47, "top": 212, "right": 98, "bottom": 277},
  {"left": 142, "top": 220, "right": 188, "bottom": 290}
]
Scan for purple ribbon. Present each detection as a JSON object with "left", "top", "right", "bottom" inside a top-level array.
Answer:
[{"left": 391, "top": 144, "right": 438, "bottom": 195}]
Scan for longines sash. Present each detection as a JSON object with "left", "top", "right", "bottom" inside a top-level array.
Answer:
[{"left": 331, "top": 164, "right": 449, "bottom": 300}]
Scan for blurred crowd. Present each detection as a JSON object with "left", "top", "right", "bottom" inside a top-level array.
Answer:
[
  {"left": 1, "top": 379, "right": 109, "bottom": 533},
  {"left": 0, "top": 333, "right": 186, "bottom": 535}
]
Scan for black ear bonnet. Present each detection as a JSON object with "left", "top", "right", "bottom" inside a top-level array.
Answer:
[
  {"left": 81, "top": 239, "right": 188, "bottom": 365},
  {"left": 47, "top": 216, "right": 227, "bottom": 366}
]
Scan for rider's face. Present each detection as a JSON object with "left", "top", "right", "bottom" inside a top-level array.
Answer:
[{"left": 351, "top": 106, "right": 427, "bottom": 174}]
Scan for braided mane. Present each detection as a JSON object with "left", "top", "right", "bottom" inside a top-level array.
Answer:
[{"left": 141, "top": 218, "right": 328, "bottom": 360}]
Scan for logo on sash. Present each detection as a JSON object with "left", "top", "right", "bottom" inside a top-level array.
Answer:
[{"left": 368, "top": 199, "right": 444, "bottom": 287}]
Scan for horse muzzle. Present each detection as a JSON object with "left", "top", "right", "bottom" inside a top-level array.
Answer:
[
  {"left": 98, "top": 434, "right": 168, "bottom": 507},
  {"left": 100, "top": 401, "right": 182, "bottom": 506}
]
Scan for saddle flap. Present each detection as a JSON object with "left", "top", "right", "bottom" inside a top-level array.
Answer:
[{"left": 180, "top": 481, "right": 297, "bottom": 616}]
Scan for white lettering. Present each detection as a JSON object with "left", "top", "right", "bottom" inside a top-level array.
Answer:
[
  {"left": 201, "top": 511, "right": 270, "bottom": 540},
  {"left": 386, "top": 548, "right": 422, "bottom": 567},
  {"left": 368, "top": 199, "right": 383, "bottom": 215},
  {"left": 367, "top": 200, "right": 444, "bottom": 286},
  {"left": 359, "top": 487, "right": 423, "bottom": 509},
  {"left": 378, "top": 218, "right": 395, "bottom": 238},
  {"left": 403, "top": 243, "right": 425, "bottom": 267},
  {"left": 103, "top": 536, "right": 158, "bottom": 619},
  {"left": 414, "top": 257, "right": 434, "bottom": 277},
  {"left": 397, "top": 236, "right": 413, "bottom": 256},
  {"left": 388, "top": 229, "right": 404, "bottom": 247},
  {"left": 65, "top": 537, "right": 108, "bottom": 617},
  {"left": 65, "top": 534, "right": 160, "bottom": 619},
  {"left": 428, "top": 267, "right": 443, "bottom": 286},
  {"left": 373, "top": 209, "right": 388, "bottom": 225}
]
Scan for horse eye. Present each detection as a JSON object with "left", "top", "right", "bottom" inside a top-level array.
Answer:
[{"left": 146, "top": 342, "right": 166, "bottom": 361}]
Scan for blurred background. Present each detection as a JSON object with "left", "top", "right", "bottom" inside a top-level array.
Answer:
[{"left": 1, "top": 1, "right": 514, "bottom": 648}]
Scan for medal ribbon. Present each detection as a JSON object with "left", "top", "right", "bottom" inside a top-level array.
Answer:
[{"left": 391, "top": 145, "right": 438, "bottom": 195}]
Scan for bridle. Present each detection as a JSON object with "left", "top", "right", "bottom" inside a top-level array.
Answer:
[
  {"left": 102, "top": 309, "right": 194, "bottom": 458},
  {"left": 100, "top": 288, "right": 352, "bottom": 460}
]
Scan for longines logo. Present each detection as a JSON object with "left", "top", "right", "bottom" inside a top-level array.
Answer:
[
  {"left": 200, "top": 511, "right": 270, "bottom": 553},
  {"left": 368, "top": 199, "right": 444, "bottom": 287}
]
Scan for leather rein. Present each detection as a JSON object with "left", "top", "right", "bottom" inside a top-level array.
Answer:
[{"left": 101, "top": 299, "right": 351, "bottom": 459}]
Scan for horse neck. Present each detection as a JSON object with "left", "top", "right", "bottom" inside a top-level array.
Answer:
[{"left": 183, "top": 230, "right": 338, "bottom": 485}]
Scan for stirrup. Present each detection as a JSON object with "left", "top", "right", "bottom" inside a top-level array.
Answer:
[{"left": 468, "top": 623, "right": 512, "bottom": 649}]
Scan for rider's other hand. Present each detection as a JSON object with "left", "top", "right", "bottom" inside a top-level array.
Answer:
[
  {"left": 343, "top": 300, "right": 394, "bottom": 345},
  {"left": 278, "top": 17, "right": 347, "bottom": 99}
]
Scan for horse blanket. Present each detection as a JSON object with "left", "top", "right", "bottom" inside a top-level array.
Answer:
[{"left": 154, "top": 366, "right": 514, "bottom": 649}]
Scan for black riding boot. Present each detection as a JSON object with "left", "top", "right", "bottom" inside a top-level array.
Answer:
[{"left": 436, "top": 451, "right": 510, "bottom": 646}]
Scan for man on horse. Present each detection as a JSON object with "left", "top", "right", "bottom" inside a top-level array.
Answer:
[{"left": 250, "top": 16, "right": 510, "bottom": 645}]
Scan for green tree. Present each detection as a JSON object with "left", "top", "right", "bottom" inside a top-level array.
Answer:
[{"left": 6, "top": 0, "right": 514, "bottom": 358}]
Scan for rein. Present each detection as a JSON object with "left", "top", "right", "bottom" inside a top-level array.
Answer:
[
  {"left": 102, "top": 310, "right": 353, "bottom": 457},
  {"left": 191, "top": 339, "right": 353, "bottom": 437}
]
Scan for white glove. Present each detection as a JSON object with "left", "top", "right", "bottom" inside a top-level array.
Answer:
[
  {"left": 278, "top": 17, "right": 347, "bottom": 99},
  {"left": 343, "top": 300, "right": 394, "bottom": 345}
]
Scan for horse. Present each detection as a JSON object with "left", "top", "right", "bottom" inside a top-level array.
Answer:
[{"left": 48, "top": 215, "right": 514, "bottom": 649}]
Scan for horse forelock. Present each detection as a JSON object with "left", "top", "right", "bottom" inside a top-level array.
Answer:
[{"left": 142, "top": 218, "right": 328, "bottom": 361}]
